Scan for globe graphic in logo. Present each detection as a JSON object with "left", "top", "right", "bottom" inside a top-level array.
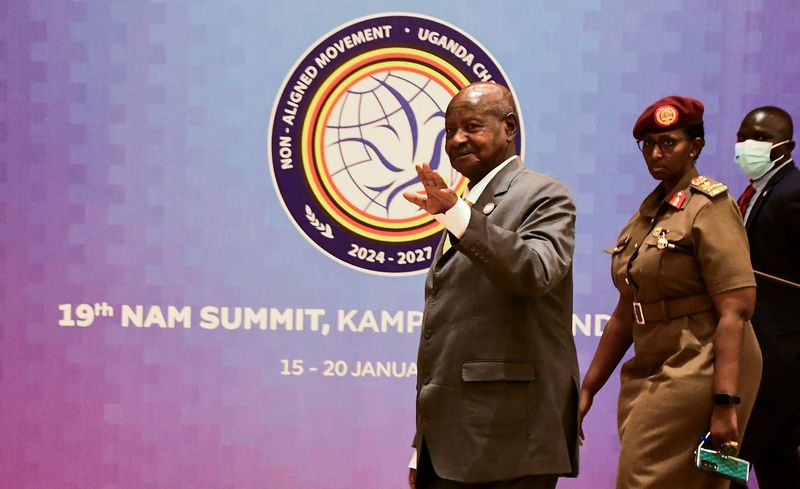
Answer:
[
  {"left": 322, "top": 69, "right": 462, "bottom": 225},
  {"left": 269, "top": 13, "right": 521, "bottom": 274}
]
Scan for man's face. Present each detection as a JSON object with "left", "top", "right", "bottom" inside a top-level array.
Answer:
[
  {"left": 444, "top": 93, "right": 514, "bottom": 183},
  {"left": 737, "top": 111, "right": 794, "bottom": 162}
]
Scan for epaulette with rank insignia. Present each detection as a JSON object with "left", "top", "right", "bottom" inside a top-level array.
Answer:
[{"left": 690, "top": 175, "right": 728, "bottom": 197}]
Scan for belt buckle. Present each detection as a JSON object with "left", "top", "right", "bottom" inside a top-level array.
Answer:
[{"left": 633, "top": 302, "right": 645, "bottom": 325}]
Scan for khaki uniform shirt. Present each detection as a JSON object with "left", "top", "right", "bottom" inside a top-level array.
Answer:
[{"left": 607, "top": 166, "right": 762, "bottom": 489}]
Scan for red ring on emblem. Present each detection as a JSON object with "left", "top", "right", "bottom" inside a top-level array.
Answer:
[{"left": 654, "top": 105, "right": 679, "bottom": 127}]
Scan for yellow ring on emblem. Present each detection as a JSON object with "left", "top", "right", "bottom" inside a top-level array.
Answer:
[
  {"left": 301, "top": 48, "right": 470, "bottom": 242},
  {"left": 316, "top": 61, "right": 460, "bottom": 229}
]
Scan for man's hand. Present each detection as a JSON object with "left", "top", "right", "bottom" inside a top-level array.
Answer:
[
  {"left": 408, "top": 468, "right": 417, "bottom": 489},
  {"left": 403, "top": 163, "right": 459, "bottom": 215}
]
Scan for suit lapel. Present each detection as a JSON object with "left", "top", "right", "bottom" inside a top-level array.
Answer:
[
  {"left": 431, "top": 157, "right": 524, "bottom": 270},
  {"left": 746, "top": 163, "right": 796, "bottom": 230},
  {"left": 473, "top": 156, "right": 524, "bottom": 211},
  {"left": 432, "top": 229, "right": 451, "bottom": 269}
]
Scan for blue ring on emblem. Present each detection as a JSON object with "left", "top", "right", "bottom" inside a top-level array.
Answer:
[{"left": 268, "top": 12, "right": 523, "bottom": 275}]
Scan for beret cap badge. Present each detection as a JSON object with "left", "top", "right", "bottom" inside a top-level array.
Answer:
[
  {"left": 654, "top": 105, "right": 679, "bottom": 127},
  {"left": 632, "top": 96, "right": 703, "bottom": 139}
]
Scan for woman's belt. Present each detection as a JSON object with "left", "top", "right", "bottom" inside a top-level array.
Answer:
[{"left": 632, "top": 293, "right": 714, "bottom": 325}]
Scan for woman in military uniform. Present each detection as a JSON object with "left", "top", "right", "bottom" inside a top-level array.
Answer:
[{"left": 579, "top": 96, "right": 762, "bottom": 489}]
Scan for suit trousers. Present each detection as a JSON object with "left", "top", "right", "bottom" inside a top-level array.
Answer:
[
  {"left": 417, "top": 442, "right": 558, "bottom": 489},
  {"left": 732, "top": 401, "right": 800, "bottom": 489}
]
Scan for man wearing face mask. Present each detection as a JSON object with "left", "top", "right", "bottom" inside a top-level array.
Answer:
[{"left": 732, "top": 106, "right": 800, "bottom": 489}]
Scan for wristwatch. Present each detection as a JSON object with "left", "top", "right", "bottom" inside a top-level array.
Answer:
[{"left": 714, "top": 393, "right": 742, "bottom": 405}]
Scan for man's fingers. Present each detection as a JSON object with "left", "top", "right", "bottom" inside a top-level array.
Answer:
[
  {"left": 430, "top": 170, "right": 449, "bottom": 188},
  {"left": 415, "top": 163, "right": 451, "bottom": 193},
  {"left": 403, "top": 189, "right": 427, "bottom": 198},
  {"left": 418, "top": 172, "right": 436, "bottom": 188},
  {"left": 403, "top": 192, "right": 426, "bottom": 208}
]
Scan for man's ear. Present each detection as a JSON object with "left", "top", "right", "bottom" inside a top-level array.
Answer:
[{"left": 504, "top": 112, "right": 518, "bottom": 142}]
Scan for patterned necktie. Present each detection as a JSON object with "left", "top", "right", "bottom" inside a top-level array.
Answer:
[
  {"left": 441, "top": 230, "right": 455, "bottom": 255},
  {"left": 737, "top": 184, "right": 756, "bottom": 219}
]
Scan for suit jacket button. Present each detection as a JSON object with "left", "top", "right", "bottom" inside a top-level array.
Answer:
[{"left": 424, "top": 329, "right": 433, "bottom": 339}]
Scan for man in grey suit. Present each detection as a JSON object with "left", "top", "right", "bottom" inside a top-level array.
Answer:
[{"left": 403, "top": 82, "right": 579, "bottom": 489}]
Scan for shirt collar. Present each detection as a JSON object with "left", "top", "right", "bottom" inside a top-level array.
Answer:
[{"left": 464, "top": 155, "right": 517, "bottom": 204}]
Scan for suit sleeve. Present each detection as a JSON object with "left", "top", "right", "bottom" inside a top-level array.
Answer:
[
  {"left": 455, "top": 176, "right": 576, "bottom": 297},
  {"left": 778, "top": 180, "right": 800, "bottom": 246}
]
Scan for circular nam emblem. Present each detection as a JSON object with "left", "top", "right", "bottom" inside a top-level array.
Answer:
[{"left": 268, "top": 12, "right": 523, "bottom": 275}]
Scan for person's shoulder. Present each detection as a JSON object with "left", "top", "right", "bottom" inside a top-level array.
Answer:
[
  {"left": 516, "top": 166, "right": 572, "bottom": 194},
  {"left": 689, "top": 175, "right": 729, "bottom": 199},
  {"left": 776, "top": 163, "right": 800, "bottom": 188},
  {"left": 685, "top": 175, "right": 738, "bottom": 220},
  {"left": 766, "top": 164, "right": 800, "bottom": 206}
]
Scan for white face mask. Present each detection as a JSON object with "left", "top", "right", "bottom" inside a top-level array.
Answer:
[{"left": 734, "top": 139, "right": 791, "bottom": 180}]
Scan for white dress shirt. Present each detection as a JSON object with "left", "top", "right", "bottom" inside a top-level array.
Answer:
[{"left": 433, "top": 155, "right": 517, "bottom": 237}]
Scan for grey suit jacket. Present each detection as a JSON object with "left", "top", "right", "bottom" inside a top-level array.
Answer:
[{"left": 414, "top": 157, "right": 580, "bottom": 483}]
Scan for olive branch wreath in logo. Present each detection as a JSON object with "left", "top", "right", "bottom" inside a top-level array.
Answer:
[{"left": 305, "top": 204, "right": 334, "bottom": 239}]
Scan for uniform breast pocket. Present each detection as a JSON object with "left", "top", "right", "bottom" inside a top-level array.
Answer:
[
  {"left": 604, "top": 235, "right": 630, "bottom": 255},
  {"left": 643, "top": 229, "right": 696, "bottom": 274},
  {"left": 605, "top": 235, "right": 630, "bottom": 287}
]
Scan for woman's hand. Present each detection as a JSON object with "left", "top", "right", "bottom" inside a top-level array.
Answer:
[
  {"left": 710, "top": 404, "right": 739, "bottom": 449},
  {"left": 578, "top": 388, "right": 594, "bottom": 444},
  {"left": 708, "top": 287, "right": 753, "bottom": 452}
]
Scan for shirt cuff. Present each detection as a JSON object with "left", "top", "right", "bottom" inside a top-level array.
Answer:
[
  {"left": 433, "top": 198, "right": 471, "bottom": 239},
  {"left": 409, "top": 449, "right": 417, "bottom": 469}
]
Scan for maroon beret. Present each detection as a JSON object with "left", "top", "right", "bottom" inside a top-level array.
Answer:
[{"left": 632, "top": 95, "right": 704, "bottom": 140}]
